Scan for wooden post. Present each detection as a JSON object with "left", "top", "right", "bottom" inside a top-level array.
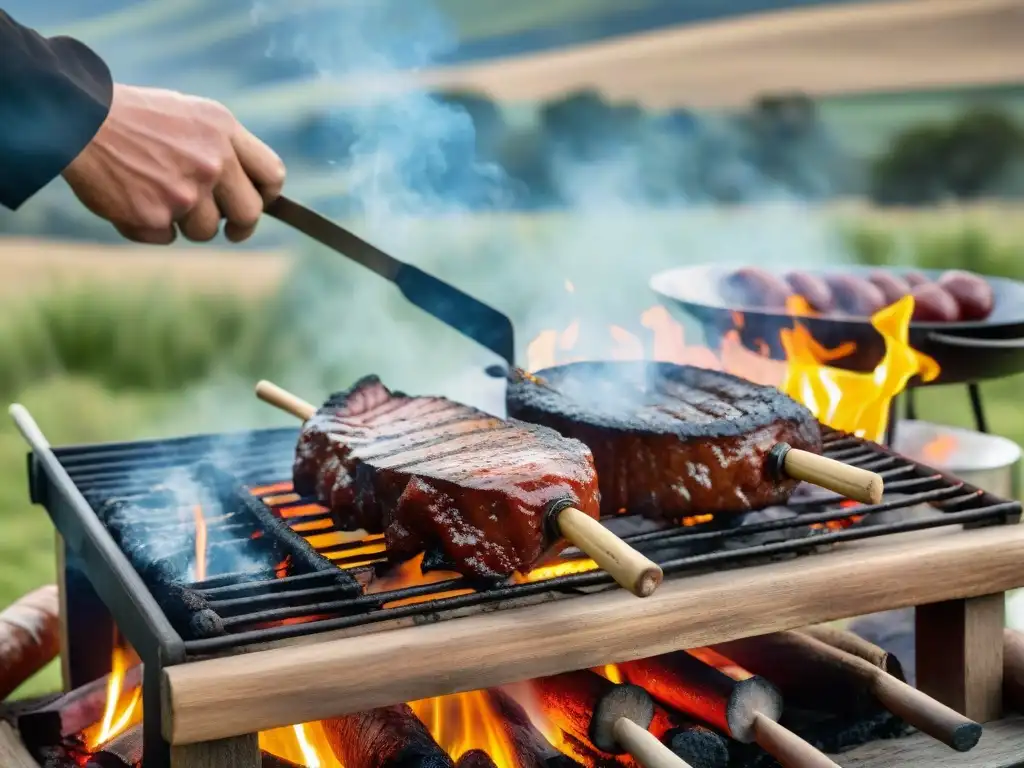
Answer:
[
  {"left": 916, "top": 594, "right": 1005, "bottom": 722},
  {"left": 170, "top": 734, "right": 260, "bottom": 768}
]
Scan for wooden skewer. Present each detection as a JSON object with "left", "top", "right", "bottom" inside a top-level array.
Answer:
[
  {"left": 593, "top": 685, "right": 695, "bottom": 768},
  {"left": 714, "top": 630, "right": 982, "bottom": 752},
  {"left": 620, "top": 651, "right": 843, "bottom": 768},
  {"left": 255, "top": 380, "right": 663, "bottom": 597},
  {"left": 768, "top": 442, "right": 884, "bottom": 505}
]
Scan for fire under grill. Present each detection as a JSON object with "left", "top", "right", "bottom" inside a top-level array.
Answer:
[
  {"left": 13, "top": 405, "right": 1024, "bottom": 768},
  {"left": 38, "top": 423, "right": 1020, "bottom": 653}
]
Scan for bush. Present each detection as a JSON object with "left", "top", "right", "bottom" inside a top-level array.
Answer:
[
  {"left": 841, "top": 220, "right": 1024, "bottom": 280},
  {"left": 0, "top": 286, "right": 262, "bottom": 399},
  {"left": 871, "top": 108, "right": 1024, "bottom": 205}
]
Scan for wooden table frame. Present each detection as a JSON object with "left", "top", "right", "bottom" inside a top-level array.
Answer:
[{"left": 156, "top": 524, "right": 1024, "bottom": 767}]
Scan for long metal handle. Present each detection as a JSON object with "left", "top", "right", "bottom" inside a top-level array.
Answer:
[
  {"left": 265, "top": 196, "right": 402, "bottom": 281},
  {"left": 9, "top": 403, "right": 50, "bottom": 449}
]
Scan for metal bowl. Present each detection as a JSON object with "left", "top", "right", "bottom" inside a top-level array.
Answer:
[{"left": 650, "top": 265, "right": 1024, "bottom": 385}]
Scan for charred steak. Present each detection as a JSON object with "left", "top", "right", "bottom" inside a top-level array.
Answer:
[
  {"left": 506, "top": 362, "right": 822, "bottom": 518},
  {"left": 293, "top": 376, "right": 601, "bottom": 580}
]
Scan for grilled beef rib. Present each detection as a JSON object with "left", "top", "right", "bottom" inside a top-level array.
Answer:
[
  {"left": 506, "top": 361, "right": 822, "bottom": 518},
  {"left": 293, "top": 376, "right": 601, "bottom": 580}
]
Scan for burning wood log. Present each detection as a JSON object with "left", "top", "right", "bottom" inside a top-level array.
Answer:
[
  {"left": 712, "top": 630, "right": 982, "bottom": 752},
  {"left": 456, "top": 750, "right": 498, "bottom": 768},
  {"left": 255, "top": 380, "right": 662, "bottom": 597},
  {"left": 619, "top": 652, "right": 842, "bottom": 768},
  {"left": 16, "top": 665, "right": 143, "bottom": 751},
  {"left": 485, "top": 687, "right": 561, "bottom": 768},
  {"left": 799, "top": 625, "right": 906, "bottom": 681},
  {"left": 529, "top": 668, "right": 726, "bottom": 768},
  {"left": 84, "top": 724, "right": 142, "bottom": 768},
  {"left": 1004, "top": 628, "right": 1024, "bottom": 713},
  {"left": 0, "top": 585, "right": 60, "bottom": 701},
  {"left": 321, "top": 703, "right": 455, "bottom": 768}
]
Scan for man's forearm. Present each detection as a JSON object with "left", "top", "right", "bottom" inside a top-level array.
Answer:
[{"left": 0, "top": 10, "right": 113, "bottom": 210}]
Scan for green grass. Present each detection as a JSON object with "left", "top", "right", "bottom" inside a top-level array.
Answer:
[{"left": 3, "top": 205, "right": 1024, "bottom": 697}]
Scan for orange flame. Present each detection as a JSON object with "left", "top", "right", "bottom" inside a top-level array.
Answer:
[
  {"left": 192, "top": 504, "right": 208, "bottom": 582},
  {"left": 259, "top": 691, "right": 522, "bottom": 768},
  {"left": 922, "top": 433, "right": 958, "bottom": 465},
  {"left": 527, "top": 289, "right": 940, "bottom": 444},
  {"left": 85, "top": 642, "right": 142, "bottom": 749}
]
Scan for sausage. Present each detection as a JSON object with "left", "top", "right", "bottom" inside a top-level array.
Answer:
[
  {"left": 721, "top": 267, "right": 793, "bottom": 310},
  {"left": 0, "top": 585, "right": 60, "bottom": 700},
  {"left": 784, "top": 271, "right": 834, "bottom": 312},
  {"left": 867, "top": 270, "right": 910, "bottom": 306},
  {"left": 904, "top": 271, "right": 931, "bottom": 288},
  {"left": 938, "top": 270, "right": 995, "bottom": 321},
  {"left": 910, "top": 283, "right": 960, "bottom": 322},
  {"left": 823, "top": 274, "right": 887, "bottom": 317}
]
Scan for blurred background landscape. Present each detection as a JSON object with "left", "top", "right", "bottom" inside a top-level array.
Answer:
[{"left": 2, "top": 0, "right": 1024, "bottom": 692}]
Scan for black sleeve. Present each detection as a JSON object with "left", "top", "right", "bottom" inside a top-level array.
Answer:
[{"left": 0, "top": 10, "right": 114, "bottom": 210}]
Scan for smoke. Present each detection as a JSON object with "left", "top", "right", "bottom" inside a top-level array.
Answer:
[{"left": 105, "top": 0, "right": 862, "bottom": 583}]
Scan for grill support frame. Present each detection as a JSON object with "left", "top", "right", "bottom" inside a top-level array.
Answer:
[{"left": 10, "top": 403, "right": 1024, "bottom": 768}]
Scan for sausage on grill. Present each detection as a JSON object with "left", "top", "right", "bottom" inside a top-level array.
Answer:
[
  {"left": 506, "top": 362, "right": 822, "bottom": 519},
  {"left": 293, "top": 376, "right": 601, "bottom": 580}
]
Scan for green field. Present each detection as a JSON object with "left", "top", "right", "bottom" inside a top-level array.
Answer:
[{"left": 3, "top": 203, "right": 1024, "bottom": 697}]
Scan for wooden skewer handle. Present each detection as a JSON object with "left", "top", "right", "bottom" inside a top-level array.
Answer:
[
  {"left": 555, "top": 506, "right": 663, "bottom": 598},
  {"left": 870, "top": 672, "right": 982, "bottom": 752},
  {"left": 773, "top": 445, "right": 883, "bottom": 505},
  {"left": 255, "top": 380, "right": 316, "bottom": 421},
  {"left": 612, "top": 717, "right": 693, "bottom": 768},
  {"left": 750, "top": 714, "right": 842, "bottom": 768}
]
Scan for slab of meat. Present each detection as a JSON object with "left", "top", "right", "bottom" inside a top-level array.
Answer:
[
  {"left": 506, "top": 362, "right": 822, "bottom": 518},
  {"left": 293, "top": 375, "right": 601, "bottom": 580}
]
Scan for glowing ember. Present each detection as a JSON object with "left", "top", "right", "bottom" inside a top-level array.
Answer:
[
  {"left": 513, "top": 557, "right": 598, "bottom": 583},
  {"left": 192, "top": 505, "right": 207, "bottom": 582},
  {"left": 595, "top": 664, "right": 623, "bottom": 684},
  {"left": 686, "top": 648, "right": 753, "bottom": 681}
]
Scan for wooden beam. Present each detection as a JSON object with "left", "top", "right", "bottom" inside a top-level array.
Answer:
[
  {"left": 170, "top": 734, "right": 259, "bottom": 768},
  {"left": 163, "top": 524, "right": 1024, "bottom": 745},
  {"left": 917, "top": 594, "right": 1006, "bottom": 722}
]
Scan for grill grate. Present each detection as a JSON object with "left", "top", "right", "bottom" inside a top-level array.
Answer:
[{"left": 36, "top": 424, "right": 1021, "bottom": 659}]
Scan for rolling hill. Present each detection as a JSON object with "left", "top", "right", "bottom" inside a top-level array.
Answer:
[{"left": 225, "top": 0, "right": 1024, "bottom": 124}]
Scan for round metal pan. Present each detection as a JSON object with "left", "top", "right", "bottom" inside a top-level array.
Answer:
[{"left": 649, "top": 265, "right": 1024, "bottom": 385}]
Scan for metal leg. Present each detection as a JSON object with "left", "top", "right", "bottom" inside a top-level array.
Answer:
[
  {"left": 905, "top": 387, "right": 918, "bottom": 421},
  {"left": 144, "top": 659, "right": 171, "bottom": 768},
  {"left": 885, "top": 396, "right": 899, "bottom": 446},
  {"left": 968, "top": 383, "right": 989, "bottom": 433}
]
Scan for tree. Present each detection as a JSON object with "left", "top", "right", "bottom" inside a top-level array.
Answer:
[{"left": 871, "top": 107, "right": 1024, "bottom": 205}]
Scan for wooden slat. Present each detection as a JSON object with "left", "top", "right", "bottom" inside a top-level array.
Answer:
[
  {"left": 917, "top": 595, "right": 1006, "bottom": 722},
  {"left": 842, "top": 715, "right": 1024, "bottom": 767},
  {"left": 0, "top": 722, "right": 40, "bottom": 768},
  {"left": 170, "top": 734, "right": 260, "bottom": 768},
  {"left": 162, "top": 524, "right": 1024, "bottom": 745}
]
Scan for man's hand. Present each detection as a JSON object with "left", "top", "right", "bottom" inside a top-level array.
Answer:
[{"left": 62, "top": 84, "right": 286, "bottom": 244}]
